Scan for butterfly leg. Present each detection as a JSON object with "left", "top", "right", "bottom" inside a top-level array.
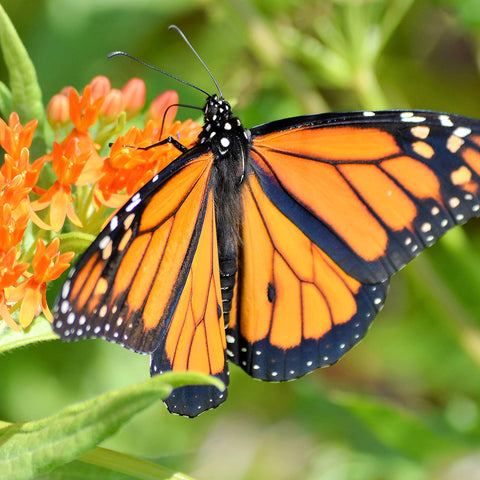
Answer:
[{"left": 138, "top": 136, "right": 189, "bottom": 153}]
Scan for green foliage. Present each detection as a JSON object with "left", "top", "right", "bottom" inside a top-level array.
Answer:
[
  {"left": 1, "top": 0, "right": 480, "bottom": 479},
  {"left": 0, "top": 372, "right": 220, "bottom": 479}
]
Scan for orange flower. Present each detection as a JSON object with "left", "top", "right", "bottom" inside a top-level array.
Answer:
[
  {"left": 1, "top": 146, "right": 46, "bottom": 192},
  {"left": 0, "top": 247, "right": 29, "bottom": 331},
  {"left": 0, "top": 112, "right": 37, "bottom": 160},
  {"left": 0, "top": 76, "right": 201, "bottom": 332},
  {"left": 31, "top": 141, "right": 88, "bottom": 232},
  {"left": 0, "top": 203, "right": 29, "bottom": 251},
  {"left": 10, "top": 238, "right": 74, "bottom": 328},
  {"left": 68, "top": 85, "right": 104, "bottom": 133}
]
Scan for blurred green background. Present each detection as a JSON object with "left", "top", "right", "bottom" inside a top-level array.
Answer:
[{"left": 3, "top": 0, "right": 480, "bottom": 478}]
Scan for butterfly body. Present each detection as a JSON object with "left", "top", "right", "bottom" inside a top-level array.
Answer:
[
  {"left": 198, "top": 95, "right": 250, "bottom": 324},
  {"left": 54, "top": 99, "right": 480, "bottom": 416}
]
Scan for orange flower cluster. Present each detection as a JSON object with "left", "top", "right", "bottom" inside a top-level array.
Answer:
[{"left": 0, "top": 76, "right": 201, "bottom": 331}]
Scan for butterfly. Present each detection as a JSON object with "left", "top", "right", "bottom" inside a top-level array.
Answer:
[{"left": 52, "top": 32, "right": 480, "bottom": 417}]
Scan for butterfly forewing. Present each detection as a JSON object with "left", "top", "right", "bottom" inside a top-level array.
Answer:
[
  {"left": 250, "top": 110, "right": 480, "bottom": 285},
  {"left": 53, "top": 148, "right": 215, "bottom": 354}
]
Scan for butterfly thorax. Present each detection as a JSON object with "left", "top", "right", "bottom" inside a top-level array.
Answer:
[{"left": 198, "top": 95, "right": 252, "bottom": 325}]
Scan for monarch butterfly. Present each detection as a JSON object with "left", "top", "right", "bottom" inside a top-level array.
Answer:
[{"left": 53, "top": 27, "right": 480, "bottom": 417}]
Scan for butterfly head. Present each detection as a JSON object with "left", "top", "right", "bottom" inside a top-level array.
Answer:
[
  {"left": 203, "top": 94, "right": 232, "bottom": 124},
  {"left": 198, "top": 95, "right": 250, "bottom": 156}
]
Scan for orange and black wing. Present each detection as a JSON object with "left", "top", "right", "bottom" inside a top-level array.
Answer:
[
  {"left": 53, "top": 147, "right": 228, "bottom": 415},
  {"left": 150, "top": 191, "right": 228, "bottom": 416},
  {"left": 227, "top": 110, "right": 480, "bottom": 380}
]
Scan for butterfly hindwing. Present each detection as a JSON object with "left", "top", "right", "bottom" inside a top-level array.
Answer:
[{"left": 226, "top": 173, "right": 388, "bottom": 380}]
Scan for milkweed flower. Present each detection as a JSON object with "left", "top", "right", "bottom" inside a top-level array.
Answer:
[
  {"left": 9, "top": 238, "right": 75, "bottom": 328},
  {"left": 0, "top": 74, "right": 201, "bottom": 331}
]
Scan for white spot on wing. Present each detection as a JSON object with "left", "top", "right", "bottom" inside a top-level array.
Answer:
[
  {"left": 110, "top": 216, "right": 119, "bottom": 231},
  {"left": 439, "top": 115, "right": 454, "bottom": 127},
  {"left": 453, "top": 127, "right": 471, "bottom": 138}
]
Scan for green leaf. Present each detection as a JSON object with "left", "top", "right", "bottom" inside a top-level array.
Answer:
[
  {"left": 0, "top": 80, "right": 13, "bottom": 118},
  {"left": 37, "top": 446, "right": 198, "bottom": 479},
  {"left": 335, "top": 392, "right": 467, "bottom": 461},
  {"left": 0, "top": 316, "right": 56, "bottom": 354},
  {"left": 58, "top": 231, "right": 97, "bottom": 255},
  {"left": 0, "top": 372, "right": 222, "bottom": 480},
  {"left": 80, "top": 447, "right": 198, "bottom": 480},
  {"left": 0, "top": 3, "right": 45, "bottom": 126}
]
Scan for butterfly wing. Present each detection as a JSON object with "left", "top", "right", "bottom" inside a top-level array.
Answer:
[
  {"left": 227, "top": 110, "right": 480, "bottom": 380},
  {"left": 150, "top": 191, "right": 228, "bottom": 416},
  {"left": 53, "top": 147, "right": 228, "bottom": 415},
  {"left": 250, "top": 110, "right": 480, "bottom": 284},
  {"left": 226, "top": 173, "right": 388, "bottom": 380}
]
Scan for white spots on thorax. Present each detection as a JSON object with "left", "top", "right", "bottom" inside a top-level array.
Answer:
[
  {"left": 363, "top": 111, "right": 375, "bottom": 117},
  {"left": 220, "top": 137, "right": 230, "bottom": 148}
]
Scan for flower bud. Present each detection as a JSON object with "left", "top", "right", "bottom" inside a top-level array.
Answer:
[
  {"left": 90, "top": 76, "right": 111, "bottom": 101},
  {"left": 46, "top": 94, "right": 70, "bottom": 128},
  {"left": 122, "top": 78, "right": 146, "bottom": 118},
  {"left": 100, "top": 89, "right": 125, "bottom": 123},
  {"left": 146, "top": 90, "right": 179, "bottom": 126}
]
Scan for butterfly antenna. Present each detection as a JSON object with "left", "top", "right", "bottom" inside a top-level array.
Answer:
[
  {"left": 168, "top": 25, "right": 223, "bottom": 98},
  {"left": 107, "top": 51, "right": 210, "bottom": 97}
]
